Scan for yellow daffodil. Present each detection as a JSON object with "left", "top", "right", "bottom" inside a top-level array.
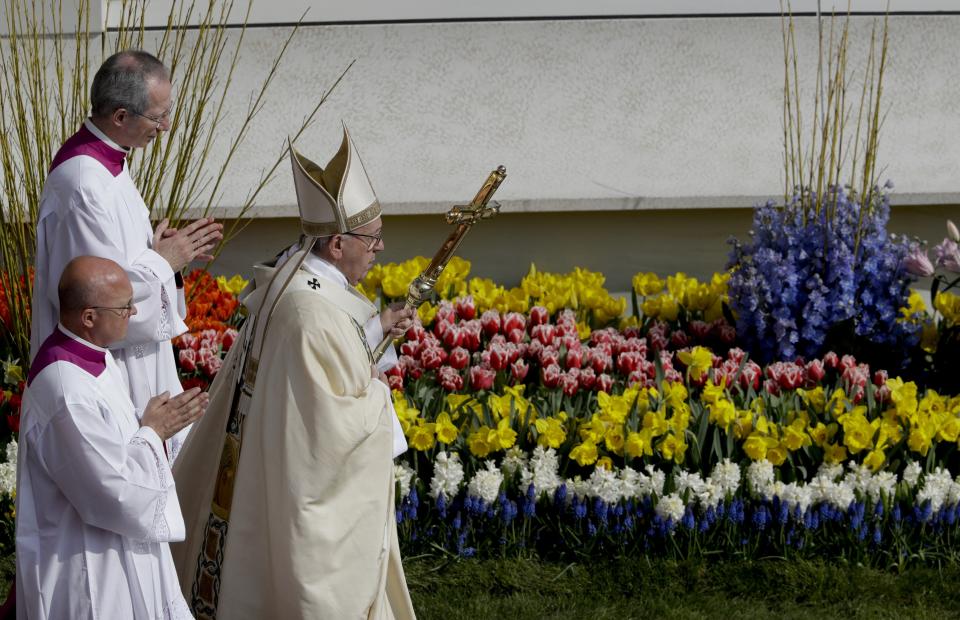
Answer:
[
  {"left": 657, "top": 432, "right": 687, "bottom": 464},
  {"left": 445, "top": 393, "right": 483, "bottom": 420},
  {"left": 798, "top": 386, "right": 827, "bottom": 413},
  {"left": 863, "top": 447, "right": 886, "bottom": 472},
  {"left": 435, "top": 412, "right": 459, "bottom": 444},
  {"left": 677, "top": 346, "right": 713, "bottom": 382},
  {"left": 908, "top": 425, "right": 933, "bottom": 456},
  {"left": 643, "top": 409, "right": 669, "bottom": 438},
  {"left": 632, "top": 272, "right": 664, "bottom": 296},
  {"left": 215, "top": 274, "right": 249, "bottom": 296},
  {"left": 823, "top": 442, "right": 848, "bottom": 464},
  {"left": 624, "top": 429, "right": 654, "bottom": 459},
  {"left": 535, "top": 416, "right": 567, "bottom": 448},
  {"left": 604, "top": 424, "right": 625, "bottom": 454},
  {"left": 569, "top": 440, "right": 599, "bottom": 466},
  {"left": 579, "top": 414, "right": 608, "bottom": 444},
  {"left": 701, "top": 377, "right": 727, "bottom": 405},
  {"left": 934, "top": 291, "right": 960, "bottom": 325},
  {"left": 406, "top": 418, "right": 436, "bottom": 452},
  {"left": 808, "top": 422, "right": 832, "bottom": 447},
  {"left": 781, "top": 419, "right": 812, "bottom": 451},
  {"left": 417, "top": 301, "right": 438, "bottom": 325},
  {"left": 743, "top": 433, "right": 778, "bottom": 461},
  {"left": 840, "top": 409, "right": 875, "bottom": 454},
  {"left": 467, "top": 427, "right": 493, "bottom": 458},
  {"left": 494, "top": 417, "right": 517, "bottom": 451}
]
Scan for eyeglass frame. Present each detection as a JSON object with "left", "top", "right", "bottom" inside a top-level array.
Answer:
[
  {"left": 129, "top": 108, "right": 172, "bottom": 129},
  {"left": 343, "top": 231, "right": 384, "bottom": 251},
  {"left": 87, "top": 302, "right": 135, "bottom": 319}
]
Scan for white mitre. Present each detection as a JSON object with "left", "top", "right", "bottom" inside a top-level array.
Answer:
[{"left": 289, "top": 124, "right": 381, "bottom": 236}]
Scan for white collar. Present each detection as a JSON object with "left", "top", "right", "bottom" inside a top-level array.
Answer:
[
  {"left": 301, "top": 251, "right": 350, "bottom": 289},
  {"left": 83, "top": 118, "right": 129, "bottom": 154},
  {"left": 57, "top": 323, "right": 110, "bottom": 353}
]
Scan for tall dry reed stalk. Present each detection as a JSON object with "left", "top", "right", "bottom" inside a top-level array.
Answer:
[
  {"left": 780, "top": 0, "right": 889, "bottom": 251},
  {"left": 0, "top": 0, "right": 348, "bottom": 363}
]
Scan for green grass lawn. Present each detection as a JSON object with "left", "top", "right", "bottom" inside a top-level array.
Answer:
[{"left": 405, "top": 556, "right": 960, "bottom": 620}]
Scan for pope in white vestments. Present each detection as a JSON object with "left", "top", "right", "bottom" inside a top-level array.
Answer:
[
  {"left": 171, "top": 127, "right": 416, "bottom": 619},
  {"left": 16, "top": 256, "right": 204, "bottom": 619}
]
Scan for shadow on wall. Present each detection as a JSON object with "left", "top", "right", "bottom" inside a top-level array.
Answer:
[{"left": 207, "top": 204, "right": 957, "bottom": 290}]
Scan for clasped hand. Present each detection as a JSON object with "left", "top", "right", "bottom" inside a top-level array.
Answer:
[
  {"left": 140, "top": 387, "right": 208, "bottom": 441},
  {"left": 153, "top": 217, "right": 224, "bottom": 272}
]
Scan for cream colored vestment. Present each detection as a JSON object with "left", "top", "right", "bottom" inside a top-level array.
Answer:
[{"left": 172, "top": 265, "right": 415, "bottom": 619}]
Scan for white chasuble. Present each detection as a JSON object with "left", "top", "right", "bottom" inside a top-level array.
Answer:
[
  {"left": 31, "top": 119, "right": 191, "bottom": 460},
  {"left": 171, "top": 265, "right": 416, "bottom": 619},
  {"left": 16, "top": 327, "right": 191, "bottom": 619},
  {"left": 277, "top": 245, "right": 408, "bottom": 457}
]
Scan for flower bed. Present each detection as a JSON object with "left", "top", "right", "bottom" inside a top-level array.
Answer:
[
  {"left": 0, "top": 260, "right": 958, "bottom": 567},
  {"left": 365, "top": 259, "right": 960, "bottom": 565}
]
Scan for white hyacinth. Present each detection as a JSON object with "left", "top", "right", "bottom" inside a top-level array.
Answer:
[
  {"left": 619, "top": 466, "right": 643, "bottom": 499},
  {"left": 844, "top": 461, "right": 874, "bottom": 496},
  {"left": 865, "top": 471, "right": 897, "bottom": 504},
  {"left": 429, "top": 451, "right": 465, "bottom": 500},
  {"left": 586, "top": 466, "right": 623, "bottom": 504},
  {"left": 902, "top": 461, "right": 923, "bottom": 489},
  {"left": 709, "top": 458, "right": 741, "bottom": 497},
  {"left": 673, "top": 470, "right": 705, "bottom": 499},
  {"left": 643, "top": 464, "right": 666, "bottom": 498},
  {"left": 773, "top": 481, "right": 812, "bottom": 513},
  {"left": 520, "top": 446, "right": 562, "bottom": 497},
  {"left": 394, "top": 462, "right": 415, "bottom": 500},
  {"left": 807, "top": 474, "right": 855, "bottom": 511},
  {"left": 695, "top": 480, "right": 725, "bottom": 509},
  {"left": 817, "top": 462, "right": 844, "bottom": 482},
  {"left": 655, "top": 492, "right": 686, "bottom": 523},
  {"left": 468, "top": 460, "right": 504, "bottom": 504},
  {"left": 0, "top": 439, "right": 17, "bottom": 497},
  {"left": 568, "top": 475, "right": 592, "bottom": 500},
  {"left": 500, "top": 446, "right": 528, "bottom": 478},
  {"left": 746, "top": 459, "right": 775, "bottom": 499},
  {"left": 917, "top": 467, "right": 958, "bottom": 516}
]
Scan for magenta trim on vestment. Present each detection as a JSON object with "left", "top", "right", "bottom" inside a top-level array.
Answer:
[
  {"left": 27, "top": 328, "right": 107, "bottom": 386},
  {"left": 48, "top": 124, "right": 126, "bottom": 177}
]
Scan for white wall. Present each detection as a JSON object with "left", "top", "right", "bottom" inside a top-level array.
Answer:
[
  {"left": 163, "top": 13, "right": 960, "bottom": 219},
  {"left": 108, "top": 1, "right": 960, "bottom": 27}
]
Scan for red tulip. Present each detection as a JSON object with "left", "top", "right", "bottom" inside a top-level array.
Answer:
[
  {"left": 470, "top": 366, "right": 496, "bottom": 391},
  {"left": 480, "top": 310, "right": 501, "bottom": 337},
  {"left": 448, "top": 347, "right": 470, "bottom": 370},
  {"left": 455, "top": 296, "right": 476, "bottom": 320}
]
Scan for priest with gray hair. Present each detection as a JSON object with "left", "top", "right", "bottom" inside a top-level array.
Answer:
[{"left": 30, "top": 49, "right": 223, "bottom": 463}]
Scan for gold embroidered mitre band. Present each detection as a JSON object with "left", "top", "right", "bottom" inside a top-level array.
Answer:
[{"left": 289, "top": 124, "right": 382, "bottom": 237}]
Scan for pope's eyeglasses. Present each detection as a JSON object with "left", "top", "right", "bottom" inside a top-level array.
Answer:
[{"left": 344, "top": 231, "right": 384, "bottom": 251}]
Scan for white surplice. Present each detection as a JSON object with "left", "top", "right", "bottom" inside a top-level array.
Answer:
[
  {"left": 16, "top": 326, "right": 191, "bottom": 619},
  {"left": 31, "top": 119, "right": 191, "bottom": 460}
]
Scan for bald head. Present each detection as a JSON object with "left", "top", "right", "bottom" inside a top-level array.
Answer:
[
  {"left": 59, "top": 256, "right": 128, "bottom": 314},
  {"left": 57, "top": 256, "right": 135, "bottom": 347}
]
